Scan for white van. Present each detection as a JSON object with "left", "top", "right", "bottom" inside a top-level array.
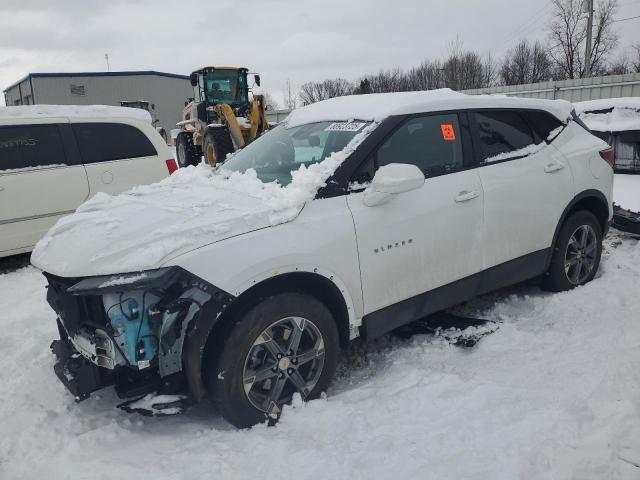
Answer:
[{"left": 0, "top": 105, "right": 177, "bottom": 258}]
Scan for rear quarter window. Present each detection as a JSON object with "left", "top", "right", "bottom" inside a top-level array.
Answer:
[
  {"left": 520, "top": 110, "right": 564, "bottom": 141},
  {"left": 474, "top": 111, "right": 536, "bottom": 162},
  {"left": 72, "top": 123, "right": 157, "bottom": 164},
  {"left": 0, "top": 124, "right": 67, "bottom": 172}
]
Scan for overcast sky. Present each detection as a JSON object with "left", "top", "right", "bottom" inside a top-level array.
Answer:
[{"left": 1, "top": 0, "right": 639, "bottom": 107}]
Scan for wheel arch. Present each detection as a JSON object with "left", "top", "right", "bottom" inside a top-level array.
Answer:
[
  {"left": 547, "top": 189, "right": 610, "bottom": 268},
  {"left": 183, "top": 270, "right": 356, "bottom": 402}
]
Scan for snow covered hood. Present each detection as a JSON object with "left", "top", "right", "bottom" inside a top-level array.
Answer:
[
  {"left": 0, "top": 104, "right": 152, "bottom": 123},
  {"left": 287, "top": 89, "right": 574, "bottom": 127},
  {"left": 31, "top": 124, "right": 375, "bottom": 277},
  {"left": 574, "top": 97, "right": 640, "bottom": 133}
]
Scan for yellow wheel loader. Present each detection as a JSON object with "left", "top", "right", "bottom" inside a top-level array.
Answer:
[{"left": 175, "top": 67, "right": 269, "bottom": 167}]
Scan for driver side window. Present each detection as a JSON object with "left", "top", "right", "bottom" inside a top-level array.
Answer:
[{"left": 352, "top": 113, "right": 464, "bottom": 186}]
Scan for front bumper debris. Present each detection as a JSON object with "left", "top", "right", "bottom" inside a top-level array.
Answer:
[{"left": 51, "top": 337, "right": 113, "bottom": 402}]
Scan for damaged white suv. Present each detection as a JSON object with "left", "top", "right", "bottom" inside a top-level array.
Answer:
[{"left": 32, "top": 89, "right": 614, "bottom": 428}]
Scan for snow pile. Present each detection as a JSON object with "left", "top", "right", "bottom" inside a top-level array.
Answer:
[
  {"left": 31, "top": 123, "right": 377, "bottom": 276},
  {"left": 0, "top": 104, "right": 152, "bottom": 123},
  {"left": 574, "top": 98, "right": 640, "bottom": 133},
  {"left": 614, "top": 173, "right": 640, "bottom": 211},
  {"left": 2, "top": 234, "right": 640, "bottom": 478}
]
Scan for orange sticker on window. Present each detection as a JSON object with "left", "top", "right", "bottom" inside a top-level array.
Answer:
[{"left": 440, "top": 124, "right": 456, "bottom": 141}]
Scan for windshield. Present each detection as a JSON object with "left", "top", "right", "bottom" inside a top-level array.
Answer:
[
  {"left": 204, "top": 70, "right": 247, "bottom": 106},
  {"left": 219, "top": 121, "right": 371, "bottom": 186}
]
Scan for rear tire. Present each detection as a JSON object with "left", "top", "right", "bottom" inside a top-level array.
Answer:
[
  {"left": 176, "top": 133, "right": 199, "bottom": 167},
  {"left": 541, "top": 210, "right": 603, "bottom": 292},
  {"left": 206, "top": 293, "right": 339, "bottom": 428},
  {"left": 203, "top": 128, "right": 234, "bottom": 166}
]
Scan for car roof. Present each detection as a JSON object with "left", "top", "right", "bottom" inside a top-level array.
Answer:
[
  {"left": 574, "top": 97, "right": 640, "bottom": 133},
  {"left": 286, "top": 89, "right": 574, "bottom": 128},
  {"left": 0, "top": 104, "right": 152, "bottom": 123}
]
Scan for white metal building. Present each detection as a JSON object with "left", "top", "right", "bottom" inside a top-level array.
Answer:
[{"left": 3, "top": 71, "right": 193, "bottom": 133}]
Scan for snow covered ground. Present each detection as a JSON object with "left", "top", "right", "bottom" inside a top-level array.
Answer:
[{"left": 0, "top": 235, "right": 639, "bottom": 479}]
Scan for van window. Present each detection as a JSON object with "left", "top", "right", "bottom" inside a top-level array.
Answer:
[
  {"left": 72, "top": 123, "right": 156, "bottom": 164},
  {"left": 0, "top": 125, "right": 67, "bottom": 172},
  {"left": 475, "top": 111, "right": 536, "bottom": 162}
]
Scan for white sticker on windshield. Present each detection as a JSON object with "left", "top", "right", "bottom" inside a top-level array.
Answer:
[{"left": 325, "top": 122, "right": 366, "bottom": 132}]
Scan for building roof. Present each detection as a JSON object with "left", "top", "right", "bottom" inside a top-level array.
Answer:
[
  {"left": 3, "top": 70, "right": 189, "bottom": 93},
  {"left": 286, "top": 89, "right": 575, "bottom": 128}
]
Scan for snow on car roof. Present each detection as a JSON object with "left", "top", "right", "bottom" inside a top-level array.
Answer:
[
  {"left": 0, "top": 104, "right": 152, "bottom": 123},
  {"left": 286, "top": 89, "right": 574, "bottom": 127},
  {"left": 574, "top": 97, "right": 640, "bottom": 133}
]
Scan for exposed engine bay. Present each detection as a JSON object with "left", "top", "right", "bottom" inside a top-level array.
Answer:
[{"left": 45, "top": 267, "right": 234, "bottom": 414}]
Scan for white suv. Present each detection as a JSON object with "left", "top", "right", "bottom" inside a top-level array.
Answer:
[
  {"left": 31, "top": 90, "right": 613, "bottom": 428},
  {"left": 0, "top": 105, "right": 176, "bottom": 258}
]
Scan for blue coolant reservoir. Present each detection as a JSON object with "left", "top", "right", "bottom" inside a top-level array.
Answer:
[{"left": 103, "top": 292, "right": 159, "bottom": 368}]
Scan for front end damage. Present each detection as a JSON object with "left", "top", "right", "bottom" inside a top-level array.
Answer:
[{"left": 45, "top": 267, "right": 234, "bottom": 413}]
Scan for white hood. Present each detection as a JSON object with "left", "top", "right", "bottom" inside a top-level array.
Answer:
[
  {"left": 31, "top": 122, "right": 378, "bottom": 278},
  {"left": 31, "top": 166, "right": 302, "bottom": 277}
]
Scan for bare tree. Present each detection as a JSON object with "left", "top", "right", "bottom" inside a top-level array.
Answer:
[
  {"left": 633, "top": 43, "right": 640, "bottom": 73},
  {"left": 261, "top": 92, "right": 279, "bottom": 111},
  {"left": 442, "top": 48, "right": 494, "bottom": 90},
  {"left": 547, "top": 0, "right": 619, "bottom": 79},
  {"left": 501, "top": 40, "right": 553, "bottom": 85},
  {"left": 282, "top": 79, "right": 297, "bottom": 110},
  {"left": 607, "top": 54, "right": 631, "bottom": 75},
  {"left": 298, "top": 78, "right": 354, "bottom": 105}
]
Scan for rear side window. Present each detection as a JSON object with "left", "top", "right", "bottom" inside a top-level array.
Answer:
[
  {"left": 73, "top": 123, "right": 156, "bottom": 164},
  {"left": 0, "top": 125, "right": 67, "bottom": 172},
  {"left": 376, "top": 114, "right": 464, "bottom": 178},
  {"left": 475, "top": 111, "right": 536, "bottom": 162},
  {"left": 520, "top": 110, "right": 564, "bottom": 140}
]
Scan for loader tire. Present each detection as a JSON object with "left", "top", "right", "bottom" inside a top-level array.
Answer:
[
  {"left": 176, "top": 133, "right": 200, "bottom": 168},
  {"left": 203, "top": 128, "right": 234, "bottom": 166}
]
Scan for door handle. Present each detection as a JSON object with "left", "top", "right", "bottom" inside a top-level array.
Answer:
[
  {"left": 454, "top": 190, "right": 479, "bottom": 203},
  {"left": 544, "top": 162, "right": 565, "bottom": 173}
]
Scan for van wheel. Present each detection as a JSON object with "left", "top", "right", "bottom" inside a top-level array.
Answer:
[
  {"left": 176, "top": 133, "right": 199, "bottom": 167},
  {"left": 541, "top": 210, "right": 602, "bottom": 292},
  {"left": 207, "top": 293, "right": 339, "bottom": 428},
  {"left": 203, "top": 128, "right": 234, "bottom": 166}
]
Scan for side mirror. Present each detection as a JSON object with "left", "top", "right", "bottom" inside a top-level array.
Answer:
[
  {"left": 363, "top": 163, "right": 424, "bottom": 207},
  {"left": 254, "top": 74, "right": 261, "bottom": 87},
  {"left": 189, "top": 73, "right": 198, "bottom": 86}
]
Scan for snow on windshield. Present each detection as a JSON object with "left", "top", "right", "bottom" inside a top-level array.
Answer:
[{"left": 31, "top": 122, "right": 378, "bottom": 274}]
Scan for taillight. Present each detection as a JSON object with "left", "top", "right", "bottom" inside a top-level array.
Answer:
[
  {"left": 599, "top": 148, "right": 615, "bottom": 168},
  {"left": 165, "top": 159, "right": 178, "bottom": 175}
]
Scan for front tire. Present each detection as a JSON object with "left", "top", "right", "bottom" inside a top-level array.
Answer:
[
  {"left": 206, "top": 293, "right": 339, "bottom": 428},
  {"left": 541, "top": 210, "right": 603, "bottom": 292},
  {"left": 203, "top": 127, "right": 235, "bottom": 166}
]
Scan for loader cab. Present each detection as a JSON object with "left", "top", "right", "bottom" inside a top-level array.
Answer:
[{"left": 190, "top": 67, "right": 256, "bottom": 119}]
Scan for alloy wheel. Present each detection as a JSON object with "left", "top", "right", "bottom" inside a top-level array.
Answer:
[
  {"left": 243, "top": 316, "right": 325, "bottom": 416},
  {"left": 564, "top": 224, "right": 598, "bottom": 285}
]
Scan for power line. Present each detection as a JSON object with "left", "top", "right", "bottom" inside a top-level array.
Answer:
[{"left": 612, "top": 14, "right": 640, "bottom": 22}]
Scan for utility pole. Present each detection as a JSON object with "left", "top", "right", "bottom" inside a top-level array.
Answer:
[
  {"left": 105, "top": 53, "right": 110, "bottom": 72},
  {"left": 583, "top": 0, "right": 594, "bottom": 77}
]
